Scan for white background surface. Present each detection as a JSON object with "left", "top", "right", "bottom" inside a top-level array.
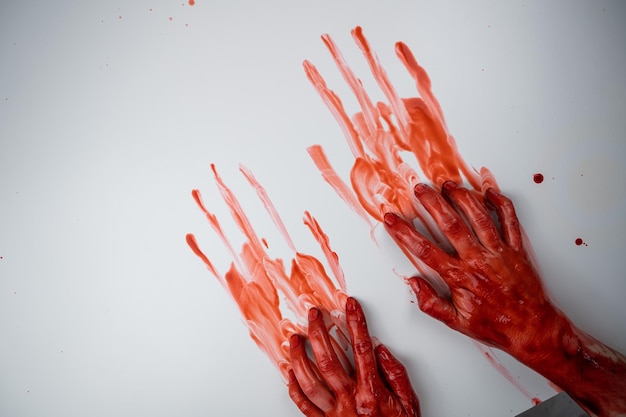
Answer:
[{"left": 1, "top": 1, "right": 625, "bottom": 417}]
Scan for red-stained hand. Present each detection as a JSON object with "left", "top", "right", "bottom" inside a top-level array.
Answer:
[
  {"left": 383, "top": 181, "right": 626, "bottom": 417},
  {"left": 288, "top": 297, "right": 421, "bottom": 417},
  {"left": 383, "top": 181, "right": 559, "bottom": 355}
]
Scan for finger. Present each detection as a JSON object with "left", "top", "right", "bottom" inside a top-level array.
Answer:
[
  {"left": 345, "top": 297, "right": 383, "bottom": 412},
  {"left": 288, "top": 369, "right": 325, "bottom": 417},
  {"left": 375, "top": 344, "right": 422, "bottom": 417},
  {"left": 289, "top": 334, "right": 335, "bottom": 412},
  {"left": 484, "top": 188, "right": 522, "bottom": 251},
  {"left": 307, "top": 308, "right": 353, "bottom": 397},
  {"left": 409, "top": 277, "right": 459, "bottom": 327},
  {"left": 383, "top": 212, "right": 458, "bottom": 272},
  {"left": 442, "top": 181, "right": 503, "bottom": 253},
  {"left": 414, "top": 183, "right": 481, "bottom": 257}
]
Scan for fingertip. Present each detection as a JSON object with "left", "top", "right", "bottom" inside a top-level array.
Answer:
[
  {"left": 442, "top": 180, "right": 458, "bottom": 193},
  {"left": 408, "top": 277, "right": 422, "bottom": 294},
  {"left": 383, "top": 212, "right": 399, "bottom": 226},
  {"left": 288, "top": 368, "right": 297, "bottom": 383},
  {"left": 414, "top": 182, "right": 429, "bottom": 195},
  {"left": 290, "top": 334, "right": 301, "bottom": 349},
  {"left": 346, "top": 296, "right": 357, "bottom": 312},
  {"left": 308, "top": 307, "right": 320, "bottom": 322},
  {"left": 374, "top": 343, "right": 391, "bottom": 361}
]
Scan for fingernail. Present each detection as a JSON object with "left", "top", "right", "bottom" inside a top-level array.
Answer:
[
  {"left": 376, "top": 345, "right": 391, "bottom": 360},
  {"left": 414, "top": 183, "right": 429, "bottom": 194},
  {"left": 383, "top": 213, "right": 397, "bottom": 226},
  {"left": 485, "top": 187, "right": 499, "bottom": 198},
  {"left": 442, "top": 180, "right": 457, "bottom": 193},
  {"left": 412, "top": 278, "right": 422, "bottom": 293},
  {"left": 290, "top": 334, "right": 300, "bottom": 348},
  {"left": 346, "top": 297, "right": 357, "bottom": 312},
  {"left": 308, "top": 308, "right": 320, "bottom": 321}
]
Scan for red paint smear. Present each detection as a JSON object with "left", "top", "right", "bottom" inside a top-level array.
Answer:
[
  {"left": 479, "top": 343, "right": 538, "bottom": 402},
  {"left": 188, "top": 165, "right": 349, "bottom": 379},
  {"left": 533, "top": 173, "right": 544, "bottom": 183}
]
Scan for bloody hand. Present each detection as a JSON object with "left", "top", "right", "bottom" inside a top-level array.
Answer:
[
  {"left": 383, "top": 181, "right": 560, "bottom": 354},
  {"left": 288, "top": 297, "right": 421, "bottom": 417},
  {"left": 383, "top": 182, "right": 626, "bottom": 417}
]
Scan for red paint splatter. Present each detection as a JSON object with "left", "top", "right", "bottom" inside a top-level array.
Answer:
[
  {"left": 189, "top": 0, "right": 195, "bottom": 5},
  {"left": 533, "top": 173, "right": 544, "bottom": 183},
  {"left": 575, "top": 238, "right": 588, "bottom": 246},
  {"left": 168, "top": 17, "right": 173, "bottom": 21}
]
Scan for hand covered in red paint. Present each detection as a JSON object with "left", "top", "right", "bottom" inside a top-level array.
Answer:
[
  {"left": 288, "top": 297, "right": 421, "bottom": 417},
  {"left": 383, "top": 182, "right": 626, "bottom": 417},
  {"left": 383, "top": 181, "right": 560, "bottom": 356}
]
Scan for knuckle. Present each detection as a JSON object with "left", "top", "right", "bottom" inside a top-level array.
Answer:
[
  {"left": 317, "top": 355, "right": 342, "bottom": 374},
  {"left": 410, "top": 240, "right": 432, "bottom": 259},
  {"left": 441, "top": 215, "right": 463, "bottom": 235},
  {"left": 352, "top": 338, "right": 373, "bottom": 356},
  {"left": 474, "top": 212, "right": 494, "bottom": 231},
  {"left": 385, "top": 362, "right": 408, "bottom": 383}
]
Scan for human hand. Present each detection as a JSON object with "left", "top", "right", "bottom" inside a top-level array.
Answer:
[
  {"left": 288, "top": 297, "right": 421, "bottom": 417},
  {"left": 383, "top": 182, "right": 626, "bottom": 417},
  {"left": 382, "top": 181, "right": 566, "bottom": 358}
]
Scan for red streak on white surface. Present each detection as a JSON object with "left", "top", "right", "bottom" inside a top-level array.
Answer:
[
  {"left": 187, "top": 164, "right": 348, "bottom": 379},
  {"left": 477, "top": 343, "right": 541, "bottom": 405}
]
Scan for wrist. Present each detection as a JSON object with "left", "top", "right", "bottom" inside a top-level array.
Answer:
[{"left": 511, "top": 310, "right": 626, "bottom": 417}]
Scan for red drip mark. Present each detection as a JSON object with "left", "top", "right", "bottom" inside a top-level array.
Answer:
[
  {"left": 575, "top": 238, "right": 588, "bottom": 246},
  {"left": 533, "top": 173, "right": 544, "bottom": 184},
  {"left": 478, "top": 343, "right": 539, "bottom": 405}
]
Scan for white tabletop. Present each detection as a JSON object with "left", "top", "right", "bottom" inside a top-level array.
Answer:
[{"left": 1, "top": 2, "right": 625, "bottom": 417}]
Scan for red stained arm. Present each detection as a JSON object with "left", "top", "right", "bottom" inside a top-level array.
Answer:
[
  {"left": 384, "top": 182, "right": 626, "bottom": 417},
  {"left": 288, "top": 297, "right": 421, "bottom": 417}
]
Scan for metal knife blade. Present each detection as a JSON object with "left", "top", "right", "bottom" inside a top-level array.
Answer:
[{"left": 515, "top": 392, "right": 590, "bottom": 417}]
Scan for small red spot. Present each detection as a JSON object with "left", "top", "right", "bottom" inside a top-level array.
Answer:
[
  {"left": 533, "top": 173, "right": 544, "bottom": 184},
  {"left": 168, "top": 16, "right": 173, "bottom": 21},
  {"left": 118, "top": 15, "right": 122, "bottom": 19},
  {"left": 532, "top": 398, "right": 541, "bottom": 406},
  {"left": 189, "top": 0, "right": 195, "bottom": 5},
  {"left": 575, "top": 238, "right": 588, "bottom": 246}
]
